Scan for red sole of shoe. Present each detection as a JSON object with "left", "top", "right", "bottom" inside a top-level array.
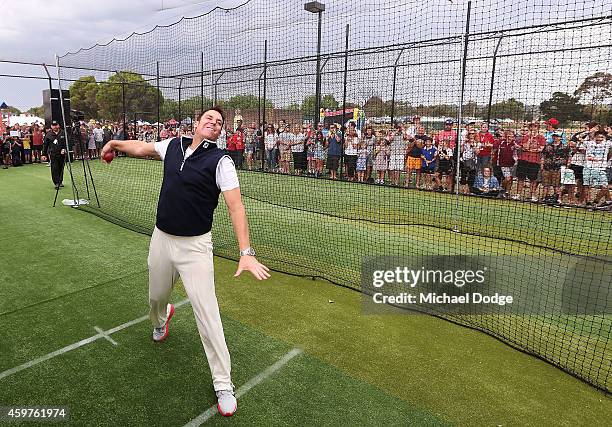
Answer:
[
  {"left": 153, "top": 304, "right": 175, "bottom": 343},
  {"left": 217, "top": 403, "right": 236, "bottom": 417}
]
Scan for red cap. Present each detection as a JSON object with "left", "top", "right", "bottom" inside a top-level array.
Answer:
[{"left": 546, "top": 118, "right": 559, "bottom": 127}]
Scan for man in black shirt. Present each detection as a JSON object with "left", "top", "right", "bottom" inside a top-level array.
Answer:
[{"left": 41, "top": 121, "right": 68, "bottom": 189}]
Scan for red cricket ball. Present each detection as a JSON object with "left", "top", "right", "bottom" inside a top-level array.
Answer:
[{"left": 103, "top": 151, "right": 115, "bottom": 163}]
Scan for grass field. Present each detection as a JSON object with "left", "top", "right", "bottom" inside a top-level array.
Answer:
[
  {"left": 1, "top": 163, "right": 610, "bottom": 425},
  {"left": 71, "top": 157, "right": 612, "bottom": 391}
]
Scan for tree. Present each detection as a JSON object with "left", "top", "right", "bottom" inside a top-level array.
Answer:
[
  {"left": 27, "top": 105, "right": 44, "bottom": 117},
  {"left": 96, "top": 72, "right": 163, "bottom": 121},
  {"left": 540, "top": 92, "right": 586, "bottom": 125},
  {"left": 160, "top": 99, "right": 178, "bottom": 122},
  {"left": 462, "top": 100, "right": 481, "bottom": 118},
  {"left": 5, "top": 106, "right": 21, "bottom": 115},
  {"left": 70, "top": 76, "right": 99, "bottom": 119},
  {"left": 221, "top": 94, "right": 273, "bottom": 111},
  {"left": 301, "top": 94, "right": 339, "bottom": 116},
  {"left": 574, "top": 72, "right": 612, "bottom": 119},
  {"left": 363, "top": 96, "right": 388, "bottom": 117},
  {"left": 489, "top": 98, "right": 526, "bottom": 122}
]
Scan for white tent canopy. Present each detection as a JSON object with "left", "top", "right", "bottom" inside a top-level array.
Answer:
[{"left": 8, "top": 114, "right": 45, "bottom": 127}]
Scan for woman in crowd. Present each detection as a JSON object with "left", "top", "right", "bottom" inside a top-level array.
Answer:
[
  {"left": 313, "top": 124, "right": 326, "bottom": 177},
  {"left": 344, "top": 125, "right": 359, "bottom": 181},
  {"left": 362, "top": 126, "right": 377, "bottom": 183},
  {"left": 264, "top": 124, "right": 277, "bottom": 172},
  {"left": 373, "top": 131, "right": 389, "bottom": 184},
  {"left": 278, "top": 125, "right": 292, "bottom": 174},
  {"left": 460, "top": 131, "right": 479, "bottom": 194}
]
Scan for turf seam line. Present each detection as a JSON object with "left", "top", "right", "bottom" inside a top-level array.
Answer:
[
  {"left": 0, "top": 299, "right": 190, "bottom": 381},
  {"left": 183, "top": 347, "right": 303, "bottom": 426},
  {"left": 94, "top": 326, "right": 118, "bottom": 346},
  {"left": 0, "top": 269, "right": 149, "bottom": 317}
]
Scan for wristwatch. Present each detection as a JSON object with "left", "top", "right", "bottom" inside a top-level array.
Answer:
[{"left": 239, "top": 247, "right": 256, "bottom": 257}]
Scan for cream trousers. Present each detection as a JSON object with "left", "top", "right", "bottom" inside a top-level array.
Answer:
[{"left": 148, "top": 226, "right": 232, "bottom": 391}]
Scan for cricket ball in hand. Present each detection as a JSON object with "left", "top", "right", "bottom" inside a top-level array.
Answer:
[{"left": 103, "top": 151, "right": 115, "bottom": 163}]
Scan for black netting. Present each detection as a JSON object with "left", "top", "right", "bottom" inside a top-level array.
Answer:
[{"left": 56, "top": 0, "right": 611, "bottom": 392}]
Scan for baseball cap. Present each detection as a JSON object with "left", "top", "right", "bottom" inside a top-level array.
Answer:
[
  {"left": 51, "top": 120, "right": 59, "bottom": 126},
  {"left": 552, "top": 132, "right": 562, "bottom": 138},
  {"left": 445, "top": 119, "right": 453, "bottom": 125},
  {"left": 546, "top": 118, "right": 559, "bottom": 127}
]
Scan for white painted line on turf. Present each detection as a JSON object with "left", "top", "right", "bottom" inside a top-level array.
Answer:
[
  {"left": 0, "top": 299, "right": 191, "bottom": 381},
  {"left": 94, "top": 326, "right": 118, "bottom": 346},
  {"left": 183, "top": 347, "right": 303, "bottom": 426}
]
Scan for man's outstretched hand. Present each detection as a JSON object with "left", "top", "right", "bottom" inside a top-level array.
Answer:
[{"left": 234, "top": 256, "right": 270, "bottom": 280}]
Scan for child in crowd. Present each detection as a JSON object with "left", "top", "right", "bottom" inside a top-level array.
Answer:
[
  {"left": 373, "top": 131, "right": 389, "bottom": 184},
  {"left": 436, "top": 139, "right": 454, "bottom": 192},
  {"left": 420, "top": 137, "right": 438, "bottom": 190},
  {"left": 244, "top": 127, "right": 255, "bottom": 170},
  {"left": 356, "top": 140, "right": 368, "bottom": 182}
]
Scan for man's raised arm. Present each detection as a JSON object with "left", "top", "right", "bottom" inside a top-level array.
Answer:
[{"left": 101, "top": 139, "right": 160, "bottom": 163}]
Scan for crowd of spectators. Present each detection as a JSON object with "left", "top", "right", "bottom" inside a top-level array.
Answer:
[{"left": 2, "top": 114, "right": 611, "bottom": 209}]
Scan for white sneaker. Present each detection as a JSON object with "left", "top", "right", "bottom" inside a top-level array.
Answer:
[
  {"left": 152, "top": 303, "right": 174, "bottom": 342},
  {"left": 216, "top": 390, "right": 237, "bottom": 417},
  {"left": 511, "top": 194, "right": 521, "bottom": 201},
  {"left": 531, "top": 196, "right": 538, "bottom": 202}
]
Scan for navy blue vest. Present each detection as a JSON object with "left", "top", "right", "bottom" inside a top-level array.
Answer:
[{"left": 156, "top": 137, "right": 228, "bottom": 236}]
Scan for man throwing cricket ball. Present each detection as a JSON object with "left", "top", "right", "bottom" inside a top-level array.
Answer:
[{"left": 101, "top": 106, "right": 270, "bottom": 417}]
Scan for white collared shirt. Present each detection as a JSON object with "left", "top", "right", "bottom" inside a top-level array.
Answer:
[{"left": 154, "top": 137, "right": 239, "bottom": 191}]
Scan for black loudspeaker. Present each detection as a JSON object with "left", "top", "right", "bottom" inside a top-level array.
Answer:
[{"left": 43, "top": 89, "right": 71, "bottom": 128}]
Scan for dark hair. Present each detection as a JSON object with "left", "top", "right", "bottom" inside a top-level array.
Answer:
[{"left": 197, "top": 106, "right": 225, "bottom": 125}]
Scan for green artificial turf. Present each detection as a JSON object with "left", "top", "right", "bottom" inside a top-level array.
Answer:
[
  {"left": 71, "top": 156, "right": 612, "bottom": 392},
  {"left": 0, "top": 164, "right": 610, "bottom": 426}
]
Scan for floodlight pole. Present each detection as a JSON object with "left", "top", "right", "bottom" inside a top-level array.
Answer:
[
  {"left": 54, "top": 54, "right": 79, "bottom": 207},
  {"left": 261, "top": 40, "right": 268, "bottom": 170},
  {"left": 178, "top": 77, "right": 184, "bottom": 132},
  {"left": 120, "top": 72, "right": 127, "bottom": 140},
  {"left": 200, "top": 52, "right": 205, "bottom": 114},
  {"left": 453, "top": 1, "right": 472, "bottom": 232},
  {"left": 305, "top": 2, "right": 325, "bottom": 127},
  {"left": 42, "top": 63, "right": 53, "bottom": 94},
  {"left": 213, "top": 72, "right": 225, "bottom": 105},
  {"left": 486, "top": 35, "right": 504, "bottom": 124},
  {"left": 156, "top": 61, "right": 161, "bottom": 141},
  {"left": 390, "top": 48, "right": 405, "bottom": 127},
  {"left": 340, "top": 24, "right": 350, "bottom": 178}
]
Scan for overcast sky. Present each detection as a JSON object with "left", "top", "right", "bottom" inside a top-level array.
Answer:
[
  {"left": 0, "top": 0, "right": 240, "bottom": 111},
  {"left": 1, "top": 0, "right": 609, "bottom": 112}
]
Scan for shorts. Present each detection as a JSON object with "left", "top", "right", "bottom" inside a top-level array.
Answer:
[
  {"left": 405, "top": 156, "right": 421, "bottom": 170},
  {"left": 422, "top": 162, "right": 436, "bottom": 174},
  {"left": 569, "top": 164, "right": 584, "bottom": 182},
  {"left": 24, "top": 149, "right": 31, "bottom": 156},
  {"left": 437, "top": 159, "right": 453, "bottom": 175},
  {"left": 516, "top": 160, "right": 539, "bottom": 182},
  {"left": 245, "top": 146, "right": 254, "bottom": 154},
  {"left": 32, "top": 145, "right": 42, "bottom": 152},
  {"left": 327, "top": 155, "right": 340, "bottom": 171},
  {"left": 583, "top": 167, "right": 607, "bottom": 187},
  {"left": 501, "top": 167, "right": 513, "bottom": 178},
  {"left": 280, "top": 150, "right": 291, "bottom": 162},
  {"left": 541, "top": 170, "right": 561, "bottom": 187},
  {"left": 389, "top": 154, "right": 404, "bottom": 171}
]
